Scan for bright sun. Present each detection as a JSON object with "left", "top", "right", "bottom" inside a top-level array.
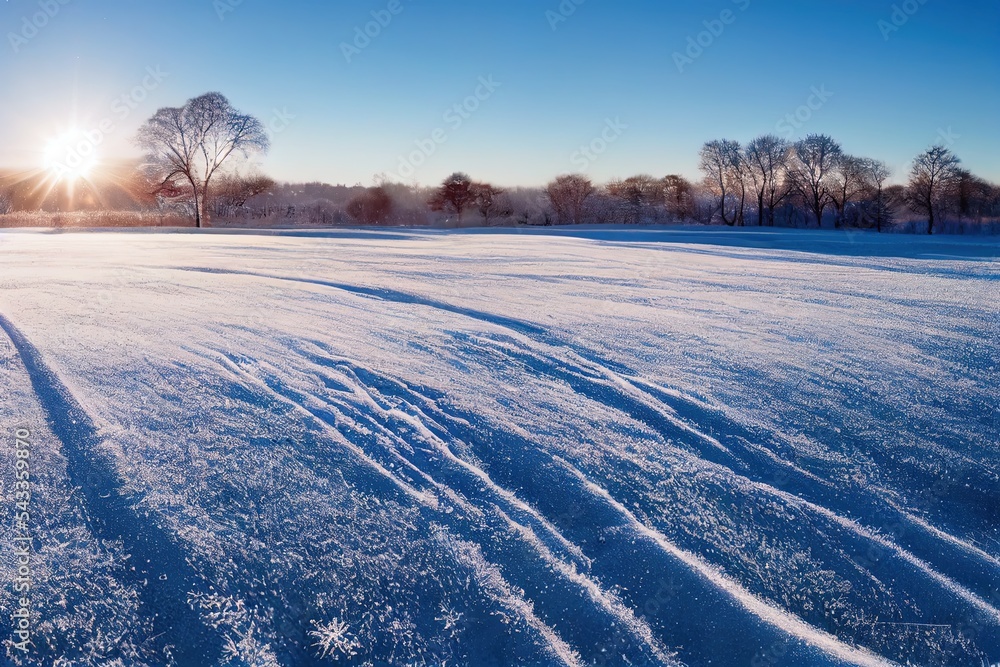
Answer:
[{"left": 43, "top": 129, "right": 100, "bottom": 182}]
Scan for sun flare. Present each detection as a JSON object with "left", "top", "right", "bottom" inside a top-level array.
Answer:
[{"left": 43, "top": 129, "right": 100, "bottom": 183}]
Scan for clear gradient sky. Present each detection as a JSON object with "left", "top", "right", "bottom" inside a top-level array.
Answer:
[{"left": 2, "top": 0, "right": 998, "bottom": 187}]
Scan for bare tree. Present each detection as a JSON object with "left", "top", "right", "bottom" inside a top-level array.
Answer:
[
  {"left": 136, "top": 92, "right": 269, "bottom": 227},
  {"left": 908, "top": 145, "right": 961, "bottom": 235},
  {"left": 546, "top": 174, "right": 595, "bottom": 225},
  {"left": 885, "top": 184, "right": 908, "bottom": 221},
  {"left": 470, "top": 182, "right": 511, "bottom": 226},
  {"left": 126, "top": 167, "right": 192, "bottom": 217},
  {"left": 860, "top": 159, "right": 892, "bottom": 232},
  {"left": 954, "top": 168, "right": 994, "bottom": 222},
  {"left": 829, "top": 155, "right": 869, "bottom": 228},
  {"left": 214, "top": 173, "right": 276, "bottom": 210},
  {"left": 789, "top": 134, "right": 842, "bottom": 228},
  {"left": 347, "top": 186, "right": 394, "bottom": 225},
  {"left": 0, "top": 188, "right": 12, "bottom": 215},
  {"left": 607, "top": 175, "right": 663, "bottom": 224},
  {"left": 429, "top": 172, "right": 475, "bottom": 223},
  {"left": 661, "top": 174, "right": 695, "bottom": 221},
  {"left": 744, "top": 135, "right": 791, "bottom": 226},
  {"left": 699, "top": 140, "right": 746, "bottom": 226}
]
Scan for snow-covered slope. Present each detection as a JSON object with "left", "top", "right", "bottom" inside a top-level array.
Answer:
[{"left": 1, "top": 227, "right": 997, "bottom": 666}]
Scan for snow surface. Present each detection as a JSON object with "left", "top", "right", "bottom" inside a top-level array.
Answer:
[{"left": 0, "top": 226, "right": 997, "bottom": 667}]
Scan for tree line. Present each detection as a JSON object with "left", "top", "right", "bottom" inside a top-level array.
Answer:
[
  {"left": 694, "top": 133, "right": 994, "bottom": 235},
  {"left": 2, "top": 90, "right": 997, "bottom": 235},
  {"left": 404, "top": 134, "right": 997, "bottom": 235}
]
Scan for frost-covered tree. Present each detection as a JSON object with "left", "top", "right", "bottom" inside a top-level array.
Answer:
[
  {"left": 860, "top": 158, "right": 893, "bottom": 232},
  {"left": 788, "top": 134, "right": 842, "bottom": 227},
  {"left": 829, "top": 154, "right": 869, "bottom": 228},
  {"left": 606, "top": 174, "right": 663, "bottom": 224},
  {"left": 661, "top": 174, "right": 695, "bottom": 221},
  {"left": 470, "top": 182, "right": 511, "bottom": 226},
  {"left": 136, "top": 92, "right": 269, "bottom": 227},
  {"left": 744, "top": 135, "right": 791, "bottom": 226},
  {"left": 699, "top": 139, "right": 746, "bottom": 226},
  {"left": 213, "top": 173, "right": 276, "bottom": 211},
  {"left": 546, "top": 174, "right": 595, "bottom": 225},
  {"left": 347, "top": 186, "right": 394, "bottom": 225},
  {"left": 429, "top": 172, "right": 476, "bottom": 222},
  {"left": 907, "top": 145, "right": 961, "bottom": 235},
  {"left": 953, "top": 168, "right": 994, "bottom": 222}
]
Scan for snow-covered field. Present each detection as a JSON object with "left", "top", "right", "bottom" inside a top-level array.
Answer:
[{"left": 1, "top": 226, "right": 997, "bottom": 667}]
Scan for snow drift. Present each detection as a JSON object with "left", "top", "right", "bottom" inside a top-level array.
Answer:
[{"left": 0, "top": 226, "right": 997, "bottom": 666}]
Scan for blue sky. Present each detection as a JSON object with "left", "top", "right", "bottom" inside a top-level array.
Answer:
[{"left": 2, "top": 0, "right": 997, "bottom": 187}]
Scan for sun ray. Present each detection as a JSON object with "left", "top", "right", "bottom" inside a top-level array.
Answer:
[{"left": 43, "top": 128, "right": 101, "bottom": 184}]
